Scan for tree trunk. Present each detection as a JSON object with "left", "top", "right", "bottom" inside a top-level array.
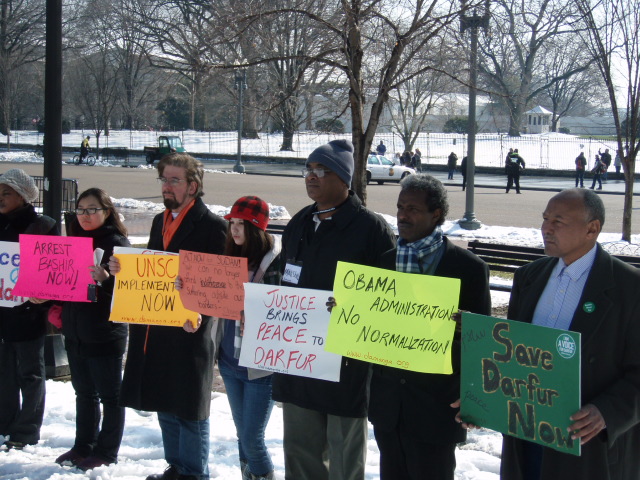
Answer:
[{"left": 621, "top": 155, "right": 635, "bottom": 241}]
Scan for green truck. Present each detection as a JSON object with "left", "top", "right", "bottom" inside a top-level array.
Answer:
[{"left": 143, "top": 135, "right": 186, "bottom": 164}]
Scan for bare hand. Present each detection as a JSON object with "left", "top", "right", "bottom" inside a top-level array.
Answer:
[
  {"left": 326, "top": 296, "right": 337, "bottom": 313},
  {"left": 175, "top": 275, "right": 183, "bottom": 291},
  {"left": 568, "top": 404, "right": 606, "bottom": 445},
  {"left": 108, "top": 256, "right": 121, "bottom": 275},
  {"left": 451, "top": 399, "right": 478, "bottom": 430},
  {"left": 183, "top": 315, "right": 202, "bottom": 333},
  {"left": 89, "top": 264, "right": 109, "bottom": 283},
  {"left": 28, "top": 297, "right": 48, "bottom": 304}
]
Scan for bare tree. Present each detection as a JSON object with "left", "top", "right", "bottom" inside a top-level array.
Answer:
[
  {"left": 233, "top": 0, "right": 463, "bottom": 203},
  {"left": 576, "top": 0, "right": 640, "bottom": 241},
  {"left": 536, "top": 42, "right": 605, "bottom": 131},
  {"left": 0, "top": 0, "right": 46, "bottom": 141},
  {"left": 477, "top": 0, "right": 582, "bottom": 136}
]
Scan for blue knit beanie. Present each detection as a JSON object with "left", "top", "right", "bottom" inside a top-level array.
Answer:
[{"left": 306, "top": 140, "right": 354, "bottom": 187}]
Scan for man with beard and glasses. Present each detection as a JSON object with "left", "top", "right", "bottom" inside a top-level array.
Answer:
[{"left": 110, "top": 154, "right": 226, "bottom": 480}]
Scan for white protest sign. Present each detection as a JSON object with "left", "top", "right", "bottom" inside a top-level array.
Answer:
[
  {"left": 239, "top": 283, "right": 342, "bottom": 382},
  {"left": 0, "top": 241, "right": 25, "bottom": 307}
]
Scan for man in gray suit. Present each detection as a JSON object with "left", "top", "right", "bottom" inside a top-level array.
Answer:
[{"left": 501, "top": 188, "right": 640, "bottom": 480}]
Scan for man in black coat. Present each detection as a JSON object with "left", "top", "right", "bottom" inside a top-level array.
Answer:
[
  {"left": 273, "top": 140, "right": 396, "bottom": 480},
  {"left": 111, "top": 154, "right": 227, "bottom": 480},
  {"left": 368, "top": 174, "right": 491, "bottom": 480},
  {"left": 506, "top": 149, "right": 525, "bottom": 194},
  {"left": 500, "top": 189, "right": 640, "bottom": 480}
]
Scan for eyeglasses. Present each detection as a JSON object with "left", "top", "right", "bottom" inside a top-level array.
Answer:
[
  {"left": 302, "top": 168, "right": 333, "bottom": 178},
  {"left": 75, "top": 208, "right": 107, "bottom": 215},
  {"left": 157, "top": 177, "right": 185, "bottom": 186}
]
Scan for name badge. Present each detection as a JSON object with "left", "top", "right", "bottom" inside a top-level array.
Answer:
[{"left": 283, "top": 263, "right": 302, "bottom": 284}]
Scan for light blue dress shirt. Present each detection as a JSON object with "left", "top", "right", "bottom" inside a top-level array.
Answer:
[{"left": 531, "top": 244, "right": 598, "bottom": 331}]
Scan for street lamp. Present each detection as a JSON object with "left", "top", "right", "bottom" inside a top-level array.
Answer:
[
  {"left": 459, "top": 0, "right": 490, "bottom": 230},
  {"left": 234, "top": 69, "right": 247, "bottom": 173}
]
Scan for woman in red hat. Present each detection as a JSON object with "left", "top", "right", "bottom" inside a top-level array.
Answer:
[{"left": 178, "top": 196, "right": 281, "bottom": 480}]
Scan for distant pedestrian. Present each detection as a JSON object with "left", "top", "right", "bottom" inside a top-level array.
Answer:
[
  {"left": 590, "top": 154, "right": 604, "bottom": 190},
  {"left": 599, "top": 149, "right": 612, "bottom": 181},
  {"left": 614, "top": 153, "right": 622, "bottom": 178},
  {"left": 402, "top": 151, "right": 412, "bottom": 167},
  {"left": 376, "top": 141, "right": 387, "bottom": 156},
  {"left": 575, "top": 152, "right": 587, "bottom": 188},
  {"left": 447, "top": 152, "right": 458, "bottom": 180},
  {"left": 460, "top": 156, "right": 468, "bottom": 191},
  {"left": 413, "top": 148, "right": 422, "bottom": 173},
  {"left": 505, "top": 149, "right": 525, "bottom": 194}
]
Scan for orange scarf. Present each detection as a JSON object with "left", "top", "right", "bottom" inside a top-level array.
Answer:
[{"left": 162, "top": 198, "right": 196, "bottom": 250}]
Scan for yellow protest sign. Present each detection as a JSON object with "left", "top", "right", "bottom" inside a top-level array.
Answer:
[
  {"left": 325, "top": 261, "right": 460, "bottom": 374},
  {"left": 110, "top": 253, "right": 198, "bottom": 327}
]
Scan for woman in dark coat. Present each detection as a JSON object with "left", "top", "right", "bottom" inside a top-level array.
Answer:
[
  {"left": 54, "top": 188, "right": 130, "bottom": 470},
  {"left": 0, "top": 169, "right": 57, "bottom": 449}
]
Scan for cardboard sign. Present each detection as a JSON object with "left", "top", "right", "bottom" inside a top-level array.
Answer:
[
  {"left": 178, "top": 250, "right": 248, "bottom": 320},
  {"left": 239, "top": 284, "right": 342, "bottom": 382},
  {"left": 460, "top": 313, "right": 581, "bottom": 456},
  {"left": 0, "top": 241, "right": 25, "bottom": 307},
  {"left": 13, "top": 235, "right": 94, "bottom": 302},
  {"left": 110, "top": 253, "right": 198, "bottom": 327},
  {"left": 325, "top": 261, "right": 460, "bottom": 374}
]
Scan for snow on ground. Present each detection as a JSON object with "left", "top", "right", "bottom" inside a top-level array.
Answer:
[
  {"left": 0, "top": 379, "right": 503, "bottom": 480},
  {"left": 2, "top": 129, "right": 620, "bottom": 170}
]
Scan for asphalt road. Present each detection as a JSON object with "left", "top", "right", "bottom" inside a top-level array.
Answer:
[{"left": 10, "top": 162, "right": 640, "bottom": 236}]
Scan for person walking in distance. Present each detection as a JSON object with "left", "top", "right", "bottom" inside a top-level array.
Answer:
[{"left": 575, "top": 152, "right": 587, "bottom": 188}]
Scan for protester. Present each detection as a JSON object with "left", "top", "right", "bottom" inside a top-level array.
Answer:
[
  {"left": 0, "top": 169, "right": 57, "bottom": 449},
  {"left": 498, "top": 189, "right": 640, "bottom": 479},
  {"left": 575, "top": 152, "right": 587, "bottom": 188},
  {"left": 368, "top": 174, "right": 490, "bottom": 480},
  {"left": 110, "top": 153, "right": 227, "bottom": 480},
  {"left": 272, "top": 140, "right": 396, "bottom": 480},
  {"left": 177, "top": 196, "right": 281, "bottom": 480},
  {"left": 505, "top": 149, "right": 525, "bottom": 194},
  {"left": 55, "top": 188, "right": 130, "bottom": 470}
]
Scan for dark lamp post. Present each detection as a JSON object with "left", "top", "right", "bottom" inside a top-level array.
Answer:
[
  {"left": 234, "top": 69, "right": 247, "bottom": 173},
  {"left": 459, "top": 1, "right": 490, "bottom": 230}
]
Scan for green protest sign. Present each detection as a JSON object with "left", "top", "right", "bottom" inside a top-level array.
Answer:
[{"left": 460, "top": 313, "right": 581, "bottom": 456}]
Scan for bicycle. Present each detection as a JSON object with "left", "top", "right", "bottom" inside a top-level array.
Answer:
[{"left": 72, "top": 151, "right": 96, "bottom": 166}]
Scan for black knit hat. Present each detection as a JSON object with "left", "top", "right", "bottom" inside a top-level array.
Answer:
[{"left": 306, "top": 139, "right": 354, "bottom": 187}]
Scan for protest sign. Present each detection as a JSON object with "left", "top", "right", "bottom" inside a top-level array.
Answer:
[
  {"left": 324, "top": 261, "right": 460, "bottom": 374},
  {"left": 110, "top": 253, "right": 198, "bottom": 327},
  {"left": 0, "top": 241, "right": 25, "bottom": 307},
  {"left": 178, "top": 250, "right": 248, "bottom": 320},
  {"left": 460, "top": 313, "right": 581, "bottom": 456},
  {"left": 13, "top": 234, "right": 94, "bottom": 302},
  {"left": 239, "top": 284, "right": 342, "bottom": 382}
]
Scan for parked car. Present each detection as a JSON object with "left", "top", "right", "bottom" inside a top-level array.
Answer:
[{"left": 366, "top": 154, "right": 415, "bottom": 184}]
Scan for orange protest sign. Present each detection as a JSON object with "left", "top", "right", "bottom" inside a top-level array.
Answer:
[{"left": 177, "top": 250, "right": 248, "bottom": 320}]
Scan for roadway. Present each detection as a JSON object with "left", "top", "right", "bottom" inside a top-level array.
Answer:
[{"left": 8, "top": 159, "right": 640, "bottom": 236}]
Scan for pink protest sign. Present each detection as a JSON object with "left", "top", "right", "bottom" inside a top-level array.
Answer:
[{"left": 13, "top": 234, "right": 95, "bottom": 302}]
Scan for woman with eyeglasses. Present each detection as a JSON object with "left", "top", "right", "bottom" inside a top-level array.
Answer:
[
  {"left": 177, "top": 196, "right": 281, "bottom": 480},
  {"left": 54, "top": 188, "right": 130, "bottom": 471}
]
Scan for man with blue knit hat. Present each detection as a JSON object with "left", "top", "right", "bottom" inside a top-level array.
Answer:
[{"left": 273, "top": 139, "right": 396, "bottom": 480}]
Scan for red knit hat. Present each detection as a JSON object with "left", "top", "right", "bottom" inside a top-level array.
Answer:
[{"left": 224, "top": 196, "right": 270, "bottom": 231}]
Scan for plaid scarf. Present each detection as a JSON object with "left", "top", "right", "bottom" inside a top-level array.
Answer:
[{"left": 396, "top": 226, "right": 444, "bottom": 274}]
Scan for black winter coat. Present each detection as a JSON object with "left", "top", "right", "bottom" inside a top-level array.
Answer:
[
  {"left": 0, "top": 205, "right": 57, "bottom": 342},
  {"left": 61, "top": 224, "right": 130, "bottom": 357},
  {"left": 272, "top": 192, "right": 396, "bottom": 417},
  {"left": 368, "top": 238, "right": 491, "bottom": 444},
  {"left": 119, "top": 198, "right": 227, "bottom": 421}
]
